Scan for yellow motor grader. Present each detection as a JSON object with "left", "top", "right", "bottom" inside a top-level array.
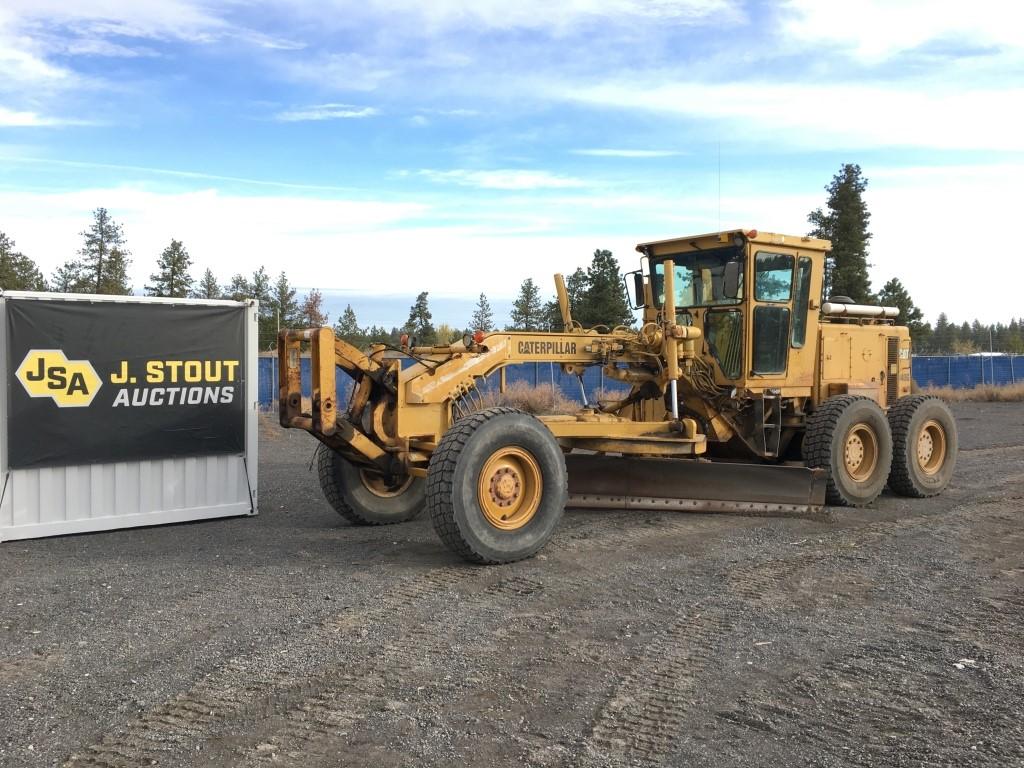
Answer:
[{"left": 279, "top": 229, "right": 957, "bottom": 563}]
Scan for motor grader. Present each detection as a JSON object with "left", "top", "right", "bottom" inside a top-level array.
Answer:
[{"left": 278, "top": 228, "right": 957, "bottom": 564}]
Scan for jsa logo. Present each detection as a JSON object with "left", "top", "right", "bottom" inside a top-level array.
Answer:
[{"left": 16, "top": 350, "right": 102, "bottom": 407}]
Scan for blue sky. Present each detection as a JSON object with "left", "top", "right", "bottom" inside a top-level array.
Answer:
[{"left": 1, "top": 0, "right": 1021, "bottom": 328}]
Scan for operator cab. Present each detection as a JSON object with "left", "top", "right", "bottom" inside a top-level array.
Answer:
[{"left": 632, "top": 229, "right": 829, "bottom": 388}]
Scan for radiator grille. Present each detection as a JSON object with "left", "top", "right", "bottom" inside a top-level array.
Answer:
[{"left": 886, "top": 337, "right": 899, "bottom": 406}]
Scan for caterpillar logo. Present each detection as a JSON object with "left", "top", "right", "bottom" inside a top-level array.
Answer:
[{"left": 16, "top": 350, "right": 102, "bottom": 407}]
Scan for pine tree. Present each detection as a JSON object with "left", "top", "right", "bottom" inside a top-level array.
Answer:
[
  {"left": 576, "top": 249, "right": 632, "bottom": 329},
  {"left": 334, "top": 304, "right": 365, "bottom": 347},
  {"left": 146, "top": 239, "right": 193, "bottom": 297},
  {"left": 807, "top": 164, "right": 873, "bottom": 303},
  {"left": 51, "top": 261, "right": 81, "bottom": 292},
  {"left": 226, "top": 273, "right": 250, "bottom": 301},
  {"left": 932, "top": 313, "right": 953, "bottom": 353},
  {"left": 299, "top": 289, "right": 329, "bottom": 327},
  {"left": 566, "top": 267, "right": 588, "bottom": 314},
  {"left": 469, "top": 293, "right": 494, "bottom": 332},
  {"left": 268, "top": 272, "right": 300, "bottom": 327},
  {"left": 0, "top": 232, "right": 47, "bottom": 290},
  {"left": 403, "top": 291, "right": 436, "bottom": 345},
  {"left": 99, "top": 248, "right": 132, "bottom": 295},
  {"left": 877, "top": 277, "right": 925, "bottom": 345},
  {"left": 250, "top": 267, "right": 271, "bottom": 309},
  {"left": 194, "top": 268, "right": 222, "bottom": 299},
  {"left": 77, "top": 207, "right": 132, "bottom": 294},
  {"left": 508, "top": 278, "right": 544, "bottom": 330}
]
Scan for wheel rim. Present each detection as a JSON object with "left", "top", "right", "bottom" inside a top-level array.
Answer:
[
  {"left": 843, "top": 422, "right": 879, "bottom": 482},
  {"left": 358, "top": 469, "right": 414, "bottom": 498},
  {"left": 477, "top": 447, "right": 542, "bottom": 531},
  {"left": 916, "top": 419, "right": 947, "bottom": 476}
]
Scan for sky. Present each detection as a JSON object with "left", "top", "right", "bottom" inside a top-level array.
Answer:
[{"left": 1, "top": 0, "right": 1022, "bottom": 328}]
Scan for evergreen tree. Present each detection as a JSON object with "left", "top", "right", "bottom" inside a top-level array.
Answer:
[
  {"left": 334, "top": 304, "right": 366, "bottom": 347},
  {"left": 469, "top": 292, "right": 494, "bottom": 332},
  {"left": 194, "top": 268, "right": 222, "bottom": 299},
  {"left": 299, "top": 288, "right": 329, "bottom": 327},
  {"left": 508, "top": 278, "right": 544, "bottom": 330},
  {"left": 100, "top": 248, "right": 132, "bottom": 295},
  {"left": 877, "top": 277, "right": 925, "bottom": 345},
  {"left": 576, "top": 249, "right": 633, "bottom": 329},
  {"left": 225, "top": 273, "right": 250, "bottom": 301},
  {"left": 268, "top": 272, "right": 300, "bottom": 327},
  {"left": 566, "top": 267, "right": 588, "bottom": 314},
  {"left": 146, "top": 239, "right": 193, "bottom": 297},
  {"left": 51, "top": 261, "right": 81, "bottom": 292},
  {"left": 0, "top": 232, "right": 47, "bottom": 290},
  {"left": 403, "top": 291, "right": 436, "bottom": 345},
  {"left": 932, "top": 313, "right": 953, "bottom": 353},
  {"left": 250, "top": 266, "right": 271, "bottom": 309},
  {"left": 807, "top": 164, "right": 873, "bottom": 303},
  {"left": 77, "top": 207, "right": 132, "bottom": 294}
]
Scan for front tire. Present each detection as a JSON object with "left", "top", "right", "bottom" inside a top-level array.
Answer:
[
  {"left": 316, "top": 444, "right": 425, "bottom": 525},
  {"left": 804, "top": 395, "right": 893, "bottom": 507},
  {"left": 887, "top": 395, "right": 957, "bottom": 497},
  {"left": 427, "top": 407, "right": 567, "bottom": 564}
]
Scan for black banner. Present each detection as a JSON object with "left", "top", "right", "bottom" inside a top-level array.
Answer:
[{"left": 6, "top": 299, "right": 246, "bottom": 469}]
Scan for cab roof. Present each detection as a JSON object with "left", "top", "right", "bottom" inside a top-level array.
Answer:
[{"left": 636, "top": 229, "right": 831, "bottom": 255}]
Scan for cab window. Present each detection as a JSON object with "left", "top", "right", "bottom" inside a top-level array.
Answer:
[
  {"left": 754, "top": 252, "right": 794, "bottom": 302},
  {"left": 791, "top": 257, "right": 813, "bottom": 347}
]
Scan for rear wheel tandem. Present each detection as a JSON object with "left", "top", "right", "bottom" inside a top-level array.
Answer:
[
  {"left": 804, "top": 395, "right": 893, "bottom": 506},
  {"left": 427, "top": 407, "right": 567, "bottom": 564},
  {"left": 316, "top": 444, "right": 425, "bottom": 525},
  {"left": 887, "top": 395, "right": 958, "bottom": 497}
]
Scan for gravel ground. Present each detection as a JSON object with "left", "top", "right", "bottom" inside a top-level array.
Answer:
[{"left": 1, "top": 402, "right": 1023, "bottom": 768}]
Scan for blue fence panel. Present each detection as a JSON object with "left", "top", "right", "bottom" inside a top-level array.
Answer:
[
  {"left": 260, "top": 353, "right": 1023, "bottom": 407},
  {"left": 258, "top": 357, "right": 631, "bottom": 408},
  {"left": 912, "top": 355, "right": 1023, "bottom": 389}
]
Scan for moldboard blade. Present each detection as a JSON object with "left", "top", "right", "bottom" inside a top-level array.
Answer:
[{"left": 564, "top": 454, "right": 827, "bottom": 515}]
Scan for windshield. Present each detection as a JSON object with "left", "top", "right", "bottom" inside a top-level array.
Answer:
[{"left": 651, "top": 247, "right": 743, "bottom": 309}]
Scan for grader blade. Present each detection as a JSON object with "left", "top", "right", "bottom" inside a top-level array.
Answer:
[{"left": 565, "top": 454, "right": 827, "bottom": 515}]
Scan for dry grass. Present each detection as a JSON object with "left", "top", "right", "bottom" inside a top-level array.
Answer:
[
  {"left": 922, "top": 382, "right": 1024, "bottom": 402},
  {"left": 473, "top": 380, "right": 580, "bottom": 415}
]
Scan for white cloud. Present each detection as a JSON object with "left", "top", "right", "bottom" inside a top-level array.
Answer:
[
  {"left": 557, "top": 79, "right": 1024, "bottom": 151},
  {"left": 274, "top": 103, "right": 379, "bottom": 121},
  {"left": 417, "top": 169, "right": 586, "bottom": 190},
  {"left": 0, "top": 106, "right": 92, "bottom": 127},
  {"left": 781, "top": 0, "right": 1023, "bottom": 61},
  {"left": 572, "top": 148, "right": 684, "bottom": 158}
]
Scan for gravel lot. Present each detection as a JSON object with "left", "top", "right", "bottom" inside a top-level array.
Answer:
[{"left": 2, "top": 402, "right": 1023, "bottom": 767}]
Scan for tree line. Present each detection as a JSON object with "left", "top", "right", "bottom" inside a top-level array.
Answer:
[
  {"left": 6, "top": 184, "right": 1017, "bottom": 356},
  {"left": 0, "top": 208, "right": 331, "bottom": 349},
  {"left": 332, "top": 248, "right": 634, "bottom": 349}
]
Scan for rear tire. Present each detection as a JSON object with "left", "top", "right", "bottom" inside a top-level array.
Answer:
[
  {"left": 316, "top": 444, "right": 425, "bottom": 525},
  {"left": 887, "top": 395, "right": 957, "bottom": 497},
  {"left": 427, "top": 407, "right": 567, "bottom": 564},
  {"left": 804, "top": 395, "right": 893, "bottom": 507}
]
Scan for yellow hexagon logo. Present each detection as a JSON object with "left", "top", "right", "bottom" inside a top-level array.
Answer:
[{"left": 16, "top": 349, "right": 102, "bottom": 407}]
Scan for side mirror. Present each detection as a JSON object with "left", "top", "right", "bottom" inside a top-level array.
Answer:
[
  {"left": 632, "top": 272, "right": 645, "bottom": 308},
  {"left": 722, "top": 260, "right": 740, "bottom": 299},
  {"left": 624, "top": 270, "right": 646, "bottom": 309}
]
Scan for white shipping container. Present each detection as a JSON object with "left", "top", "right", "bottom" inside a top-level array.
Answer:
[{"left": 0, "top": 292, "right": 259, "bottom": 541}]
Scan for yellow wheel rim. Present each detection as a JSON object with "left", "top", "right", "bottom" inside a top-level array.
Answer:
[
  {"left": 477, "top": 447, "right": 542, "bottom": 531},
  {"left": 843, "top": 422, "right": 879, "bottom": 482},
  {"left": 916, "top": 419, "right": 947, "bottom": 476},
  {"left": 359, "top": 469, "right": 414, "bottom": 498}
]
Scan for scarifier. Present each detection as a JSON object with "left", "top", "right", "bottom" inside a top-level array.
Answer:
[{"left": 278, "top": 229, "right": 957, "bottom": 563}]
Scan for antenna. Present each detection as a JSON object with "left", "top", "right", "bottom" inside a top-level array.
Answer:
[{"left": 717, "top": 141, "right": 721, "bottom": 230}]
